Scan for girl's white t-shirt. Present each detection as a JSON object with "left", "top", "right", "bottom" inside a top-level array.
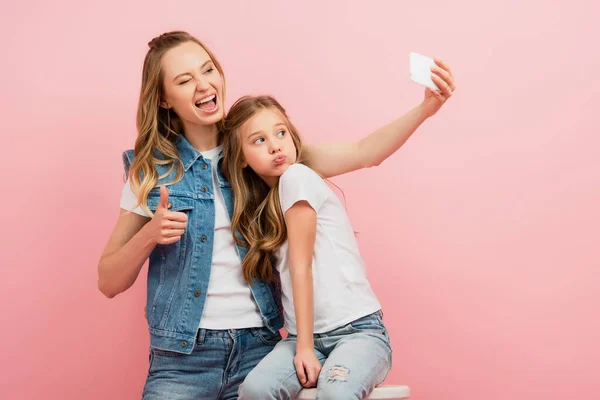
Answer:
[{"left": 277, "top": 163, "right": 381, "bottom": 335}]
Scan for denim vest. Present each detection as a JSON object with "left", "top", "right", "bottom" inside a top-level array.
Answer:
[{"left": 122, "top": 135, "right": 283, "bottom": 354}]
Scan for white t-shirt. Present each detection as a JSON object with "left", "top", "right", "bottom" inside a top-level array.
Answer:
[
  {"left": 120, "top": 146, "right": 264, "bottom": 330},
  {"left": 277, "top": 163, "right": 381, "bottom": 335}
]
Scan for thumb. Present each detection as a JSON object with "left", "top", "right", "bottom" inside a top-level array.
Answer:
[{"left": 158, "top": 185, "right": 169, "bottom": 210}]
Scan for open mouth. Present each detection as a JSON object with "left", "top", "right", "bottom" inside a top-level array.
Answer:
[{"left": 195, "top": 94, "right": 218, "bottom": 112}]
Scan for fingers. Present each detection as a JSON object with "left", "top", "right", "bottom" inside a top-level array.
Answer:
[
  {"left": 295, "top": 360, "right": 307, "bottom": 386},
  {"left": 305, "top": 364, "right": 320, "bottom": 388},
  {"left": 431, "top": 74, "right": 453, "bottom": 98},
  {"left": 161, "top": 219, "right": 187, "bottom": 230},
  {"left": 434, "top": 57, "right": 452, "bottom": 75},
  {"left": 155, "top": 187, "right": 189, "bottom": 224},
  {"left": 161, "top": 228, "right": 185, "bottom": 238},
  {"left": 155, "top": 206, "right": 187, "bottom": 245},
  {"left": 431, "top": 64, "right": 451, "bottom": 84},
  {"left": 158, "top": 235, "right": 182, "bottom": 245},
  {"left": 432, "top": 58, "right": 456, "bottom": 91},
  {"left": 165, "top": 211, "right": 188, "bottom": 223}
]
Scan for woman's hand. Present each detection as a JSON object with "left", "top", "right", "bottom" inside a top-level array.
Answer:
[{"left": 142, "top": 186, "right": 188, "bottom": 245}]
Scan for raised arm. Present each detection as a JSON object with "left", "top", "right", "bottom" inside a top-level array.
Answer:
[{"left": 304, "top": 57, "right": 456, "bottom": 178}]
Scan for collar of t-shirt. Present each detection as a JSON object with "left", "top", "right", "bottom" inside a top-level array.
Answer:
[{"left": 199, "top": 145, "right": 223, "bottom": 162}]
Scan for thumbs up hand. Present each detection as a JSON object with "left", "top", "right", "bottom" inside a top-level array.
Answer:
[{"left": 144, "top": 186, "right": 188, "bottom": 245}]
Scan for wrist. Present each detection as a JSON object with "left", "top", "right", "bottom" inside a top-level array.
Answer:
[
  {"left": 297, "top": 345, "right": 314, "bottom": 354},
  {"left": 297, "top": 338, "right": 314, "bottom": 351},
  {"left": 139, "top": 223, "right": 158, "bottom": 246},
  {"left": 416, "top": 102, "right": 433, "bottom": 120}
]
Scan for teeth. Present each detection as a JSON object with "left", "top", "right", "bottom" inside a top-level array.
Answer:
[{"left": 197, "top": 95, "right": 215, "bottom": 105}]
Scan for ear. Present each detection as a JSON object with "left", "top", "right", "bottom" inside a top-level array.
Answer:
[
  {"left": 241, "top": 159, "right": 248, "bottom": 168},
  {"left": 160, "top": 100, "right": 171, "bottom": 109}
]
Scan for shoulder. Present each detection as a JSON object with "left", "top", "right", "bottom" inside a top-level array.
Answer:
[
  {"left": 278, "top": 163, "right": 331, "bottom": 211},
  {"left": 121, "top": 148, "right": 177, "bottom": 180},
  {"left": 280, "top": 163, "right": 322, "bottom": 184},
  {"left": 122, "top": 149, "right": 135, "bottom": 174}
]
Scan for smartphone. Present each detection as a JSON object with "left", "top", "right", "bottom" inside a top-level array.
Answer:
[{"left": 409, "top": 52, "right": 439, "bottom": 91}]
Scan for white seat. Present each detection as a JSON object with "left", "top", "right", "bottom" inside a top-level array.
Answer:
[{"left": 297, "top": 385, "right": 410, "bottom": 399}]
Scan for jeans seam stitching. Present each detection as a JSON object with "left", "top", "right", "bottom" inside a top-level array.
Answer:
[{"left": 357, "top": 350, "right": 392, "bottom": 394}]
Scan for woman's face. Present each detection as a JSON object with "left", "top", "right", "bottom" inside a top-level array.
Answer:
[{"left": 160, "top": 41, "right": 224, "bottom": 131}]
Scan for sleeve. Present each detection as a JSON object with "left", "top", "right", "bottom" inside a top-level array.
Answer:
[
  {"left": 278, "top": 164, "right": 329, "bottom": 214},
  {"left": 120, "top": 179, "right": 151, "bottom": 217}
]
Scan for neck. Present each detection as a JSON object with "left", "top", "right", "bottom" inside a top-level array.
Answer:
[
  {"left": 183, "top": 122, "right": 220, "bottom": 151},
  {"left": 263, "top": 176, "right": 277, "bottom": 188}
]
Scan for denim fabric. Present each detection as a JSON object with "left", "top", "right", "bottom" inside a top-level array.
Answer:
[
  {"left": 143, "top": 326, "right": 282, "bottom": 399},
  {"left": 122, "top": 134, "right": 283, "bottom": 355},
  {"left": 238, "top": 311, "right": 392, "bottom": 400}
]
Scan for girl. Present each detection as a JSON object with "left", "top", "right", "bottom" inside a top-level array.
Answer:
[
  {"left": 97, "top": 31, "right": 455, "bottom": 399},
  {"left": 222, "top": 94, "right": 441, "bottom": 399}
]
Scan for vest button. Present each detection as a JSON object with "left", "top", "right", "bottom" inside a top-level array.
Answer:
[
  {"left": 201, "top": 236, "right": 207, "bottom": 242},
  {"left": 201, "top": 186, "right": 208, "bottom": 192},
  {"left": 194, "top": 290, "right": 201, "bottom": 297},
  {"left": 202, "top": 164, "right": 208, "bottom": 170},
  {"left": 181, "top": 341, "right": 188, "bottom": 348}
]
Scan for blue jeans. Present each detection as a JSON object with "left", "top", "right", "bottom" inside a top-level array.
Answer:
[
  {"left": 238, "top": 311, "right": 392, "bottom": 400},
  {"left": 142, "top": 326, "right": 282, "bottom": 400}
]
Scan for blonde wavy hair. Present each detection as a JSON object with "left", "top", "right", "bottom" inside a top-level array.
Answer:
[
  {"left": 223, "top": 96, "right": 304, "bottom": 283},
  {"left": 128, "top": 31, "right": 225, "bottom": 215}
]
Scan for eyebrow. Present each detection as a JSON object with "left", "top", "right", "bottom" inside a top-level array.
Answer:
[
  {"left": 247, "top": 123, "right": 287, "bottom": 140},
  {"left": 173, "top": 60, "right": 213, "bottom": 82}
]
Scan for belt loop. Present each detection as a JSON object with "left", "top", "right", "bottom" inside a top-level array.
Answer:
[{"left": 196, "top": 328, "right": 206, "bottom": 345}]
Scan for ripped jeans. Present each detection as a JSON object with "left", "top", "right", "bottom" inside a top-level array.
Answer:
[{"left": 238, "top": 311, "right": 392, "bottom": 400}]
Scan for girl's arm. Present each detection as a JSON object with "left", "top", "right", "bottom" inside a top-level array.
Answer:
[
  {"left": 304, "top": 58, "right": 456, "bottom": 178},
  {"left": 303, "top": 104, "right": 428, "bottom": 177},
  {"left": 285, "top": 200, "right": 322, "bottom": 388}
]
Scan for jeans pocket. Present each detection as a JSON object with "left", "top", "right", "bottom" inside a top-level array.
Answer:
[
  {"left": 151, "top": 348, "right": 185, "bottom": 358},
  {"left": 147, "top": 351, "right": 154, "bottom": 378},
  {"left": 349, "top": 312, "right": 387, "bottom": 336},
  {"left": 254, "top": 328, "right": 282, "bottom": 346},
  {"left": 147, "top": 348, "right": 185, "bottom": 378}
]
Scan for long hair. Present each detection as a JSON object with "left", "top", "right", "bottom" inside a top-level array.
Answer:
[
  {"left": 223, "top": 96, "right": 303, "bottom": 283},
  {"left": 128, "top": 31, "right": 226, "bottom": 215}
]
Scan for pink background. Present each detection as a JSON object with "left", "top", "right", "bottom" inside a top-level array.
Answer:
[{"left": 2, "top": 1, "right": 599, "bottom": 399}]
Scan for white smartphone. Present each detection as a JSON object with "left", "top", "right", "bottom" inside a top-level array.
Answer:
[{"left": 409, "top": 52, "right": 439, "bottom": 91}]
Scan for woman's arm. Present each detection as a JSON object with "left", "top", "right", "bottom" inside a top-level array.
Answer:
[
  {"left": 97, "top": 210, "right": 154, "bottom": 298},
  {"left": 285, "top": 200, "right": 322, "bottom": 388},
  {"left": 97, "top": 186, "right": 187, "bottom": 298},
  {"left": 304, "top": 58, "right": 456, "bottom": 178}
]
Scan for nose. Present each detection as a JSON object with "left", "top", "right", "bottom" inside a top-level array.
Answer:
[
  {"left": 194, "top": 76, "right": 210, "bottom": 91},
  {"left": 269, "top": 140, "right": 281, "bottom": 154}
]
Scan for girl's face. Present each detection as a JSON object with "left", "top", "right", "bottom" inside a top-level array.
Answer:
[
  {"left": 160, "top": 41, "right": 224, "bottom": 132},
  {"left": 239, "top": 108, "right": 298, "bottom": 187}
]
